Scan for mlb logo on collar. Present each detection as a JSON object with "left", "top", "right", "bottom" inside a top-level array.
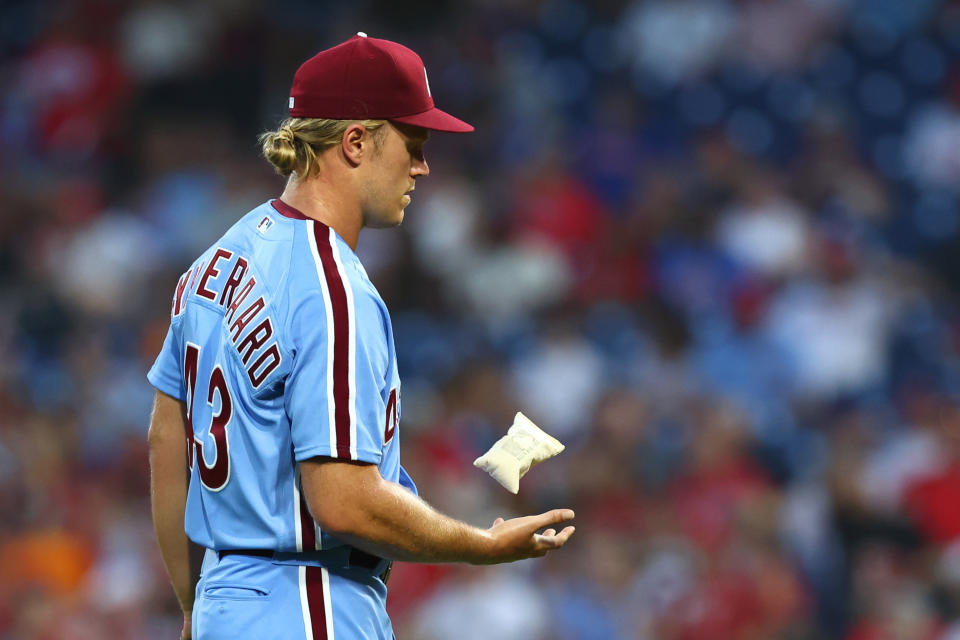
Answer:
[{"left": 257, "top": 215, "right": 275, "bottom": 235}]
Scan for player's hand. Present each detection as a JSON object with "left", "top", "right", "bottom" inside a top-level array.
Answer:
[
  {"left": 181, "top": 611, "right": 192, "bottom": 639},
  {"left": 477, "top": 509, "right": 575, "bottom": 564}
]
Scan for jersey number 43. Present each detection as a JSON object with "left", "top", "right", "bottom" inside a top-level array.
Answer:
[{"left": 183, "top": 342, "right": 232, "bottom": 491}]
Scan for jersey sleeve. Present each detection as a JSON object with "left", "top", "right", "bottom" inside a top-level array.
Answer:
[
  {"left": 147, "top": 320, "right": 184, "bottom": 400},
  {"left": 285, "top": 289, "right": 388, "bottom": 465},
  {"left": 399, "top": 465, "right": 419, "bottom": 496}
]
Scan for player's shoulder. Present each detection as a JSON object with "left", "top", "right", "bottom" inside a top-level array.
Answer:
[
  {"left": 168, "top": 201, "right": 298, "bottom": 318},
  {"left": 181, "top": 201, "right": 285, "bottom": 266},
  {"left": 287, "top": 221, "right": 380, "bottom": 303},
  {"left": 220, "top": 200, "right": 302, "bottom": 253},
  {"left": 285, "top": 223, "right": 389, "bottom": 339}
]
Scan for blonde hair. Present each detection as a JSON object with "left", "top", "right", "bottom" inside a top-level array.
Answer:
[{"left": 259, "top": 117, "right": 388, "bottom": 178}]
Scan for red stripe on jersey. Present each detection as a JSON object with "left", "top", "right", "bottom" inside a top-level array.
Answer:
[
  {"left": 299, "top": 484, "right": 328, "bottom": 640},
  {"left": 310, "top": 221, "right": 353, "bottom": 460},
  {"left": 305, "top": 566, "right": 328, "bottom": 639},
  {"left": 299, "top": 490, "right": 316, "bottom": 551}
]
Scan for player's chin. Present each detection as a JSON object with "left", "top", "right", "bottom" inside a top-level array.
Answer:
[
  {"left": 366, "top": 209, "right": 405, "bottom": 229},
  {"left": 390, "top": 205, "right": 406, "bottom": 226}
]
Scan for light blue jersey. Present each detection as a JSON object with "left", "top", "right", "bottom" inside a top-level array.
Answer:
[{"left": 149, "top": 199, "right": 414, "bottom": 640}]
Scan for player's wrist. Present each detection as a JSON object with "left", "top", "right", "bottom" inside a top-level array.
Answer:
[{"left": 466, "top": 528, "right": 499, "bottom": 565}]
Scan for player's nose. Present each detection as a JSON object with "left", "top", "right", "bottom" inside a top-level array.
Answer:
[{"left": 411, "top": 157, "right": 429, "bottom": 177}]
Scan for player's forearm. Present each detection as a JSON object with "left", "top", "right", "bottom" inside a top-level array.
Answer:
[
  {"left": 151, "top": 477, "right": 204, "bottom": 611},
  {"left": 301, "top": 460, "right": 494, "bottom": 564},
  {"left": 149, "top": 391, "right": 203, "bottom": 613},
  {"left": 328, "top": 480, "right": 494, "bottom": 563}
]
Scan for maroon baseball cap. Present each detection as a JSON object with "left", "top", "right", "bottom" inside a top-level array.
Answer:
[{"left": 288, "top": 32, "right": 474, "bottom": 133}]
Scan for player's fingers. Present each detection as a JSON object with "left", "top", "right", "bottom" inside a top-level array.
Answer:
[
  {"left": 554, "top": 525, "right": 576, "bottom": 544},
  {"left": 542, "top": 528, "right": 556, "bottom": 537},
  {"left": 530, "top": 508, "right": 575, "bottom": 531},
  {"left": 535, "top": 525, "right": 576, "bottom": 549},
  {"left": 492, "top": 517, "right": 505, "bottom": 527}
]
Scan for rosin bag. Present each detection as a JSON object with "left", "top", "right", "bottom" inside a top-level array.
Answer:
[{"left": 473, "top": 412, "right": 565, "bottom": 494}]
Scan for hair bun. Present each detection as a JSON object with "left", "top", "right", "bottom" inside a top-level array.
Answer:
[
  {"left": 261, "top": 126, "right": 298, "bottom": 177},
  {"left": 275, "top": 125, "right": 295, "bottom": 145}
]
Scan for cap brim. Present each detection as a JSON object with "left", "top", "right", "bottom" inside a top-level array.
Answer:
[{"left": 391, "top": 107, "right": 474, "bottom": 133}]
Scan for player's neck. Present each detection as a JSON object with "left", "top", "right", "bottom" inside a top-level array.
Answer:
[{"left": 278, "top": 179, "right": 362, "bottom": 251}]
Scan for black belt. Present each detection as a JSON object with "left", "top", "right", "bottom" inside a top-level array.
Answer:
[{"left": 217, "top": 547, "right": 391, "bottom": 581}]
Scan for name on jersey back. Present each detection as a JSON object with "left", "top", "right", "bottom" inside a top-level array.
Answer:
[{"left": 172, "top": 248, "right": 282, "bottom": 389}]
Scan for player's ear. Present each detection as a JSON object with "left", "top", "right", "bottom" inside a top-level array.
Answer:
[{"left": 341, "top": 123, "right": 368, "bottom": 167}]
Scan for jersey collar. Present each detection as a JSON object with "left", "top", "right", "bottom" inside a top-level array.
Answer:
[
  {"left": 269, "top": 198, "right": 357, "bottom": 259},
  {"left": 270, "top": 198, "right": 310, "bottom": 220}
]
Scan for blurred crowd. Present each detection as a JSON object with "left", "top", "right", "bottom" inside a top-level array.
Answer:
[{"left": 4, "top": 0, "right": 960, "bottom": 638}]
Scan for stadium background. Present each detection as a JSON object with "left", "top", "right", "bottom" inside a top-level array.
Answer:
[{"left": 4, "top": 0, "right": 960, "bottom": 637}]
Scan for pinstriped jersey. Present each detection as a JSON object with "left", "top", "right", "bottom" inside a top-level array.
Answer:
[{"left": 148, "top": 199, "right": 414, "bottom": 554}]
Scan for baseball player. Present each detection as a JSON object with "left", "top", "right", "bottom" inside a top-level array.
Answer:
[{"left": 147, "top": 33, "right": 575, "bottom": 640}]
